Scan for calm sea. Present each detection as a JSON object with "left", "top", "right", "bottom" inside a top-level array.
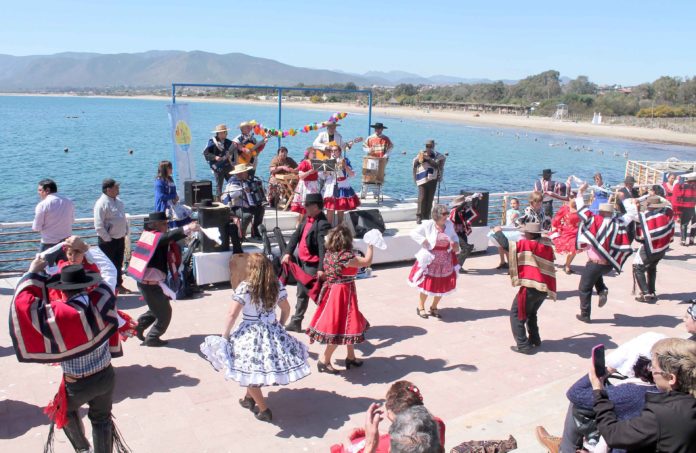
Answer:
[{"left": 1, "top": 95, "right": 695, "bottom": 223}]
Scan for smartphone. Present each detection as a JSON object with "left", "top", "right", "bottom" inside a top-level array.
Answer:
[{"left": 592, "top": 344, "right": 607, "bottom": 377}]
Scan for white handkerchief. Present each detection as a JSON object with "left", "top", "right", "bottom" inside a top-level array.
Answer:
[
  {"left": 363, "top": 229, "right": 387, "bottom": 250},
  {"left": 201, "top": 226, "right": 222, "bottom": 245}
]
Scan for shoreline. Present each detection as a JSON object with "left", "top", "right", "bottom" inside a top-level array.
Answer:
[{"left": 3, "top": 92, "right": 696, "bottom": 147}]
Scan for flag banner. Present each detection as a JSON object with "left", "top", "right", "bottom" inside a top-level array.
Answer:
[{"left": 166, "top": 103, "right": 196, "bottom": 189}]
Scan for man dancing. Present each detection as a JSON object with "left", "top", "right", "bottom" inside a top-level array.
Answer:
[
  {"left": 672, "top": 174, "right": 696, "bottom": 246},
  {"left": 282, "top": 193, "right": 331, "bottom": 332},
  {"left": 575, "top": 183, "right": 636, "bottom": 323},
  {"left": 9, "top": 258, "right": 128, "bottom": 452},
  {"left": 493, "top": 223, "right": 556, "bottom": 354},
  {"left": 633, "top": 196, "right": 675, "bottom": 302}
]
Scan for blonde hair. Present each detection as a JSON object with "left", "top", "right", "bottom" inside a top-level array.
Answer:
[
  {"left": 651, "top": 338, "right": 696, "bottom": 397},
  {"left": 529, "top": 191, "right": 543, "bottom": 204},
  {"left": 245, "top": 254, "right": 279, "bottom": 312}
]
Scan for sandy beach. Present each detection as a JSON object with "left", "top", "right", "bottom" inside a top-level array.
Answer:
[{"left": 5, "top": 92, "right": 694, "bottom": 147}]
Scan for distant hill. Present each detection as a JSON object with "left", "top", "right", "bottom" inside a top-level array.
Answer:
[{"left": 0, "top": 51, "right": 515, "bottom": 91}]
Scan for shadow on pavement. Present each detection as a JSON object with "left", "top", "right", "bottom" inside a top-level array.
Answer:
[
  {"left": 437, "top": 307, "right": 509, "bottom": 324},
  {"left": 0, "top": 345, "right": 15, "bottom": 358},
  {"left": 267, "top": 388, "right": 375, "bottom": 439},
  {"left": 0, "top": 399, "right": 46, "bottom": 439},
  {"left": 167, "top": 334, "right": 215, "bottom": 354},
  {"left": 610, "top": 313, "right": 682, "bottom": 328},
  {"left": 356, "top": 325, "right": 428, "bottom": 357},
  {"left": 113, "top": 364, "right": 200, "bottom": 402},
  {"left": 537, "top": 333, "right": 617, "bottom": 358},
  {"left": 340, "top": 354, "right": 477, "bottom": 386}
]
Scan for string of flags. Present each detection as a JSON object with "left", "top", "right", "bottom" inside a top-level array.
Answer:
[{"left": 250, "top": 112, "right": 348, "bottom": 138}]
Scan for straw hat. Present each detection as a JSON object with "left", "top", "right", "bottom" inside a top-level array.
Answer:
[
  {"left": 211, "top": 124, "right": 229, "bottom": 134},
  {"left": 229, "top": 163, "right": 252, "bottom": 175},
  {"left": 64, "top": 235, "right": 89, "bottom": 253},
  {"left": 598, "top": 203, "right": 614, "bottom": 214},
  {"left": 239, "top": 121, "right": 252, "bottom": 128},
  {"left": 517, "top": 222, "right": 549, "bottom": 234},
  {"left": 641, "top": 196, "right": 669, "bottom": 210},
  {"left": 449, "top": 195, "right": 468, "bottom": 208}
]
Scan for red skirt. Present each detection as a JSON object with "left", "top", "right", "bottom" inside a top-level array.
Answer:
[
  {"left": 324, "top": 194, "right": 361, "bottom": 211},
  {"left": 552, "top": 229, "right": 581, "bottom": 254},
  {"left": 306, "top": 281, "right": 368, "bottom": 345},
  {"left": 408, "top": 248, "right": 458, "bottom": 296}
]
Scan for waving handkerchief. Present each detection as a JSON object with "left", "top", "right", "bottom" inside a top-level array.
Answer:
[
  {"left": 363, "top": 228, "right": 387, "bottom": 250},
  {"left": 201, "top": 226, "right": 222, "bottom": 245}
]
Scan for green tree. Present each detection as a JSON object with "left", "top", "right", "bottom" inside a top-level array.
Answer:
[{"left": 566, "top": 76, "right": 597, "bottom": 95}]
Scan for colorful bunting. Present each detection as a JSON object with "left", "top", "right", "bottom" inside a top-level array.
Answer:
[{"left": 246, "top": 113, "right": 348, "bottom": 138}]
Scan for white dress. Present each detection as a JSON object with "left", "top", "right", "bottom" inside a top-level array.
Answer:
[{"left": 200, "top": 282, "right": 311, "bottom": 387}]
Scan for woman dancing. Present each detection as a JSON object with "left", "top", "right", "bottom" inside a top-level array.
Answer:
[
  {"left": 408, "top": 204, "right": 460, "bottom": 319},
  {"left": 200, "top": 254, "right": 311, "bottom": 422},
  {"left": 290, "top": 147, "right": 321, "bottom": 225},
  {"left": 551, "top": 198, "right": 583, "bottom": 274},
  {"left": 307, "top": 224, "right": 373, "bottom": 374}
]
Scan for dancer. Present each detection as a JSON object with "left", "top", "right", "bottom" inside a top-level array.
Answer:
[
  {"left": 323, "top": 143, "right": 360, "bottom": 225},
  {"left": 492, "top": 223, "right": 556, "bottom": 354},
  {"left": 662, "top": 172, "right": 677, "bottom": 203},
  {"left": 200, "top": 254, "right": 310, "bottom": 422},
  {"left": 551, "top": 198, "right": 583, "bottom": 274},
  {"left": 307, "top": 225, "right": 372, "bottom": 374},
  {"left": 448, "top": 194, "right": 480, "bottom": 273},
  {"left": 408, "top": 204, "right": 460, "bottom": 319},
  {"left": 632, "top": 196, "right": 675, "bottom": 302},
  {"left": 575, "top": 183, "right": 636, "bottom": 323},
  {"left": 283, "top": 193, "right": 331, "bottom": 332},
  {"left": 128, "top": 212, "right": 200, "bottom": 346},
  {"left": 672, "top": 174, "right": 696, "bottom": 246},
  {"left": 290, "top": 147, "right": 321, "bottom": 224},
  {"left": 9, "top": 258, "right": 129, "bottom": 453},
  {"left": 516, "top": 191, "right": 551, "bottom": 230}
]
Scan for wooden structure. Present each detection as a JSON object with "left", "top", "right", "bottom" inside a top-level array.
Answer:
[{"left": 624, "top": 160, "right": 696, "bottom": 185}]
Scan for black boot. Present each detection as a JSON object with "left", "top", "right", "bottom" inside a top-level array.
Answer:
[
  {"left": 632, "top": 264, "right": 649, "bottom": 296},
  {"left": 92, "top": 420, "right": 113, "bottom": 453},
  {"left": 63, "top": 412, "right": 91, "bottom": 452}
]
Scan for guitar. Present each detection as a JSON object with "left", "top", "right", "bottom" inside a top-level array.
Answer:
[
  {"left": 237, "top": 137, "right": 269, "bottom": 165},
  {"left": 210, "top": 150, "right": 234, "bottom": 173},
  {"left": 315, "top": 137, "right": 364, "bottom": 160}
]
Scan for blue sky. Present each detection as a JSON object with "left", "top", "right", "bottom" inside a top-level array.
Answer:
[{"left": 2, "top": 0, "right": 694, "bottom": 85}]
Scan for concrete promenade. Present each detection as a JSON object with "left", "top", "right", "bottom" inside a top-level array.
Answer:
[{"left": 1, "top": 247, "right": 693, "bottom": 452}]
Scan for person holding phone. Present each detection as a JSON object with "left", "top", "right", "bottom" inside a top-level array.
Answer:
[{"left": 588, "top": 338, "right": 696, "bottom": 452}]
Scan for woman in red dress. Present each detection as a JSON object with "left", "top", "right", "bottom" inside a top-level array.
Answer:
[
  {"left": 408, "top": 204, "right": 460, "bottom": 319},
  {"left": 551, "top": 199, "right": 583, "bottom": 274},
  {"left": 662, "top": 172, "right": 677, "bottom": 207},
  {"left": 307, "top": 224, "right": 373, "bottom": 374},
  {"left": 290, "top": 147, "right": 321, "bottom": 225}
]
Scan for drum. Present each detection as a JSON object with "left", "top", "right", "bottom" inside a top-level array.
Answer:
[{"left": 249, "top": 177, "right": 267, "bottom": 206}]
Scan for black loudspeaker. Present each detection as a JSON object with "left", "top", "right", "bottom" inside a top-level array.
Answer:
[
  {"left": 458, "top": 191, "right": 489, "bottom": 226},
  {"left": 198, "top": 205, "right": 230, "bottom": 253},
  {"left": 347, "top": 209, "right": 386, "bottom": 239},
  {"left": 184, "top": 180, "right": 213, "bottom": 207}
]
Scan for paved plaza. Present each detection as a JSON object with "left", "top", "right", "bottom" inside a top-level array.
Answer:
[{"left": 1, "top": 247, "right": 693, "bottom": 452}]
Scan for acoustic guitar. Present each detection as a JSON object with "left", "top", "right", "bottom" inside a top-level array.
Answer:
[
  {"left": 237, "top": 137, "right": 269, "bottom": 165},
  {"left": 315, "top": 137, "right": 364, "bottom": 160}
]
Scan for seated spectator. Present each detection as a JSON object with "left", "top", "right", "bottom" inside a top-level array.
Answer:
[
  {"left": 331, "top": 380, "right": 445, "bottom": 453},
  {"left": 359, "top": 404, "right": 443, "bottom": 453},
  {"left": 686, "top": 301, "right": 696, "bottom": 342},
  {"left": 590, "top": 338, "right": 696, "bottom": 452}
]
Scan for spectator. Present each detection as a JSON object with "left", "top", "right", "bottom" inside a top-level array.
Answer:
[
  {"left": 94, "top": 178, "right": 131, "bottom": 294},
  {"left": 32, "top": 178, "right": 74, "bottom": 252},
  {"left": 685, "top": 301, "right": 696, "bottom": 342}
]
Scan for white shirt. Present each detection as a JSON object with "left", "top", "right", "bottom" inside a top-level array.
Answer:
[
  {"left": 93, "top": 193, "right": 128, "bottom": 241},
  {"left": 312, "top": 131, "right": 344, "bottom": 151},
  {"left": 32, "top": 193, "right": 75, "bottom": 244}
]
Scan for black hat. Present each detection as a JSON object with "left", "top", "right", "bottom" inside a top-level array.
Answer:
[
  {"left": 370, "top": 122, "right": 388, "bottom": 129},
  {"left": 540, "top": 169, "right": 555, "bottom": 176},
  {"left": 146, "top": 211, "right": 168, "bottom": 223},
  {"left": 102, "top": 178, "right": 118, "bottom": 190},
  {"left": 197, "top": 199, "right": 214, "bottom": 208},
  {"left": 46, "top": 264, "right": 101, "bottom": 290},
  {"left": 304, "top": 193, "right": 324, "bottom": 207}
]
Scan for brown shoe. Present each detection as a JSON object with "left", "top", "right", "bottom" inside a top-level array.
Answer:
[
  {"left": 117, "top": 285, "right": 133, "bottom": 294},
  {"left": 535, "top": 426, "right": 560, "bottom": 453}
]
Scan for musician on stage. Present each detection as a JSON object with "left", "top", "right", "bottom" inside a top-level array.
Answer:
[
  {"left": 203, "top": 124, "right": 235, "bottom": 199},
  {"left": 364, "top": 122, "right": 393, "bottom": 158},
  {"left": 413, "top": 140, "right": 445, "bottom": 224},
  {"left": 268, "top": 146, "right": 298, "bottom": 207},
  {"left": 232, "top": 121, "right": 268, "bottom": 172},
  {"left": 222, "top": 164, "right": 266, "bottom": 241},
  {"left": 313, "top": 119, "right": 344, "bottom": 152}
]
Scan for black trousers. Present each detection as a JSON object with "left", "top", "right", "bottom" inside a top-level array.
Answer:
[
  {"left": 633, "top": 248, "right": 666, "bottom": 295},
  {"left": 137, "top": 282, "right": 172, "bottom": 339},
  {"left": 213, "top": 171, "right": 226, "bottom": 199},
  {"left": 417, "top": 180, "right": 438, "bottom": 221},
  {"left": 542, "top": 200, "right": 554, "bottom": 218},
  {"left": 232, "top": 205, "right": 265, "bottom": 238},
  {"left": 456, "top": 233, "right": 474, "bottom": 266},
  {"left": 680, "top": 209, "right": 696, "bottom": 241},
  {"left": 291, "top": 261, "right": 319, "bottom": 324},
  {"left": 578, "top": 261, "right": 612, "bottom": 317},
  {"left": 98, "top": 237, "right": 126, "bottom": 287},
  {"left": 510, "top": 288, "right": 547, "bottom": 349},
  {"left": 63, "top": 365, "right": 115, "bottom": 453}
]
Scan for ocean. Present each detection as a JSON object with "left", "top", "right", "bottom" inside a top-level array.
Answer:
[{"left": 1, "top": 95, "right": 695, "bottom": 223}]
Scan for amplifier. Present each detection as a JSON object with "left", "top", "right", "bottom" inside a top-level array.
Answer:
[
  {"left": 184, "top": 180, "right": 213, "bottom": 207},
  {"left": 198, "top": 205, "right": 230, "bottom": 253},
  {"left": 346, "top": 209, "right": 386, "bottom": 239}
]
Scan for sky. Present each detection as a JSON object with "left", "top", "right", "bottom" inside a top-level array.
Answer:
[{"left": 2, "top": 0, "right": 695, "bottom": 86}]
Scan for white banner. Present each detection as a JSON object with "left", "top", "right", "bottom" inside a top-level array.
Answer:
[{"left": 166, "top": 103, "right": 196, "bottom": 189}]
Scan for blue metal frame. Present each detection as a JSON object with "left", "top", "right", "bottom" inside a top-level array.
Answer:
[{"left": 172, "top": 83, "right": 373, "bottom": 145}]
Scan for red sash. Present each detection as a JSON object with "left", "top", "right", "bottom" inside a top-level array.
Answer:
[
  {"left": 127, "top": 230, "right": 162, "bottom": 281},
  {"left": 576, "top": 206, "right": 633, "bottom": 272},
  {"left": 637, "top": 208, "right": 674, "bottom": 255},
  {"left": 9, "top": 273, "right": 121, "bottom": 364},
  {"left": 509, "top": 238, "right": 556, "bottom": 320}
]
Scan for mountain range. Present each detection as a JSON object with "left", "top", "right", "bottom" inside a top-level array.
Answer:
[{"left": 0, "top": 51, "right": 518, "bottom": 91}]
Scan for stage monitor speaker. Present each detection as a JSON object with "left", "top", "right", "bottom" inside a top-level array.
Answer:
[
  {"left": 198, "top": 205, "right": 230, "bottom": 253},
  {"left": 346, "top": 209, "right": 386, "bottom": 239},
  {"left": 458, "top": 191, "right": 489, "bottom": 226},
  {"left": 184, "top": 180, "right": 213, "bottom": 207}
]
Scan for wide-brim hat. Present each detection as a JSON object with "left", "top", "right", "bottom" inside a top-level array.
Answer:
[
  {"left": 46, "top": 264, "right": 101, "bottom": 290},
  {"left": 642, "top": 196, "right": 669, "bottom": 209},
  {"left": 239, "top": 121, "right": 252, "bottom": 128},
  {"left": 517, "top": 222, "right": 549, "bottom": 234},
  {"left": 229, "top": 164, "right": 252, "bottom": 175},
  {"left": 304, "top": 193, "right": 324, "bottom": 206},
  {"left": 146, "top": 211, "right": 168, "bottom": 223},
  {"left": 598, "top": 203, "right": 614, "bottom": 214},
  {"left": 448, "top": 195, "right": 468, "bottom": 208},
  {"left": 424, "top": 139, "right": 435, "bottom": 147},
  {"left": 211, "top": 124, "right": 229, "bottom": 134},
  {"left": 370, "top": 122, "right": 387, "bottom": 129},
  {"left": 540, "top": 169, "right": 555, "bottom": 176},
  {"left": 325, "top": 121, "right": 340, "bottom": 127},
  {"left": 63, "top": 235, "right": 89, "bottom": 253}
]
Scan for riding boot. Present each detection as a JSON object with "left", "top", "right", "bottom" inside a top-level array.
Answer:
[
  {"left": 92, "top": 420, "right": 113, "bottom": 453},
  {"left": 632, "top": 264, "right": 648, "bottom": 295},
  {"left": 63, "top": 411, "right": 91, "bottom": 452},
  {"left": 647, "top": 266, "right": 657, "bottom": 295}
]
